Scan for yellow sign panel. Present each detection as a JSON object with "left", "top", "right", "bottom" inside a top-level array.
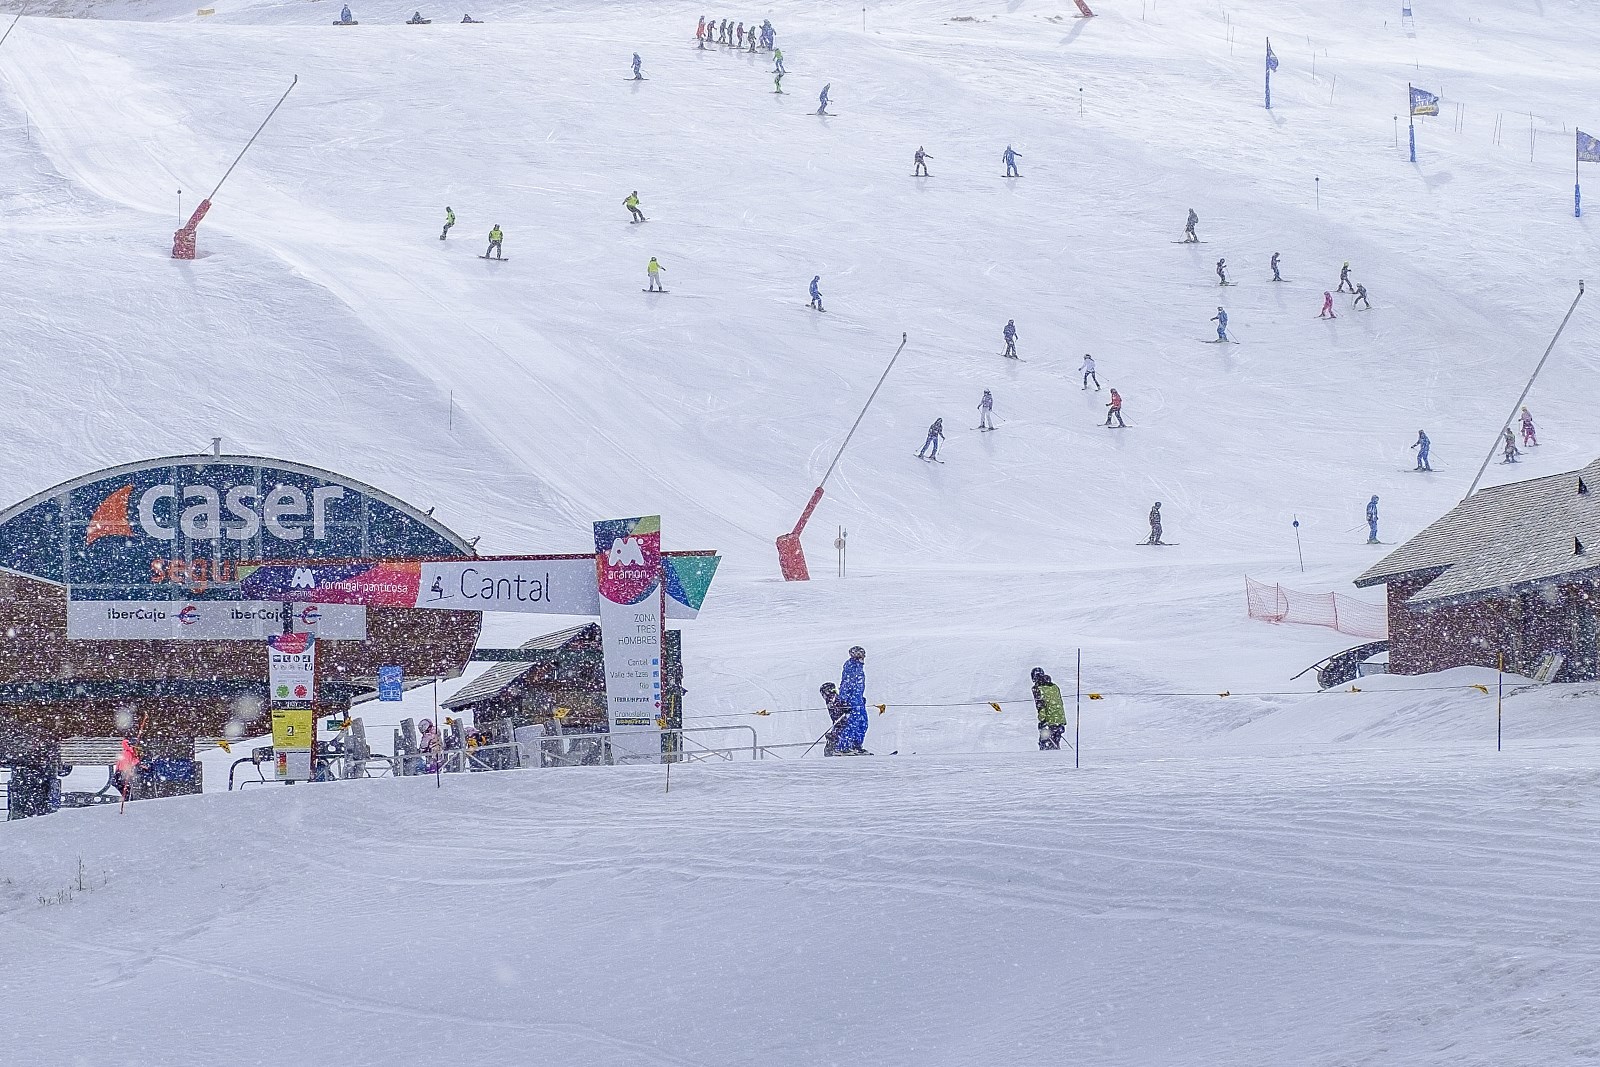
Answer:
[{"left": 271, "top": 708, "right": 315, "bottom": 751}]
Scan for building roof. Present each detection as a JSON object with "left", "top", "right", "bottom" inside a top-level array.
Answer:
[
  {"left": 441, "top": 624, "right": 599, "bottom": 709},
  {"left": 1354, "top": 456, "right": 1600, "bottom": 606}
]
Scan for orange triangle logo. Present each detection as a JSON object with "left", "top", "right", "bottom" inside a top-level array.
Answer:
[{"left": 85, "top": 485, "right": 136, "bottom": 545}]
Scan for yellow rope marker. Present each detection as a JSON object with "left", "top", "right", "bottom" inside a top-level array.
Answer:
[
  {"left": 1088, "top": 692, "right": 1103, "bottom": 700},
  {"left": 553, "top": 706, "right": 570, "bottom": 721},
  {"left": 989, "top": 702, "right": 1002, "bottom": 713},
  {"left": 1347, "top": 686, "right": 1362, "bottom": 693},
  {"left": 1471, "top": 684, "right": 1489, "bottom": 695},
  {"left": 753, "top": 709, "right": 771, "bottom": 716},
  {"left": 214, "top": 738, "right": 231, "bottom": 753},
  {"left": 875, "top": 703, "right": 887, "bottom": 715},
  {"left": 1218, "top": 690, "right": 1231, "bottom": 697}
]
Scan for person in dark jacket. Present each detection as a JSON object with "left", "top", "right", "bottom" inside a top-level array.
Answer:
[{"left": 820, "top": 682, "right": 851, "bottom": 756}]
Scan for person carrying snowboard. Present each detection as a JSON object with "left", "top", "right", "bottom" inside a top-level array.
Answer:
[
  {"left": 772, "top": 46, "right": 785, "bottom": 74},
  {"left": 646, "top": 256, "right": 665, "bottom": 291},
  {"left": 484, "top": 224, "right": 504, "bottom": 259},
  {"left": 1147, "top": 502, "right": 1164, "bottom": 545},
  {"left": 1211, "top": 306, "right": 1229, "bottom": 341},
  {"left": 917, "top": 418, "right": 945, "bottom": 459},
  {"left": 819, "top": 682, "right": 850, "bottom": 756},
  {"left": 1319, "top": 291, "right": 1337, "bottom": 319},
  {"left": 809, "top": 274, "right": 823, "bottom": 311},
  {"left": 1104, "top": 387, "right": 1125, "bottom": 427},
  {"left": 631, "top": 53, "right": 642, "bottom": 79},
  {"left": 914, "top": 146, "right": 931, "bottom": 176},
  {"left": 1032, "top": 667, "right": 1067, "bottom": 751},
  {"left": 1520, "top": 406, "right": 1538, "bottom": 447},
  {"left": 1080, "top": 353, "right": 1100, "bottom": 390},
  {"left": 837, "top": 646, "right": 869, "bottom": 754},
  {"left": 624, "top": 191, "right": 646, "bottom": 223},
  {"left": 817, "top": 83, "right": 831, "bottom": 114},
  {"left": 1502, "top": 426, "right": 1521, "bottom": 464},
  {"left": 1002, "top": 319, "right": 1018, "bottom": 358},
  {"left": 1216, "top": 258, "right": 1228, "bottom": 285},
  {"left": 1003, "top": 144, "right": 1021, "bottom": 177},
  {"left": 1412, "top": 429, "right": 1433, "bottom": 471},
  {"left": 1183, "top": 207, "right": 1198, "bottom": 242},
  {"left": 1352, "top": 282, "right": 1371, "bottom": 309},
  {"left": 1271, "top": 251, "right": 1282, "bottom": 281},
  {"left": 1366, "top": 495, "right": 1380, "bottom": 543},
  {"left": 440, "top": 205, "right": 455, "bottom": 241},
  {"left": 977, "top": 388, "right": 995, "bottom": 430},
  {"left": 1337, "top": 261, "right": 1354, "bottom": 293}
]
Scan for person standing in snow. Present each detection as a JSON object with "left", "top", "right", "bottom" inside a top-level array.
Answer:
[
  {"left": 1352, "top": 282, "right": 1371, "bottom": 309},
  {"left": 1211, "top": 306, "right": 1229, "bottom": 341},
  {"left": 1270, "top": 251, "right": 1282, "bottom": 282},
  {"left": 913, "top": 146, "right": 931, "bottom": 176},
  {"left": 624, "top": 190, "right": 646, "bottom": 223},
  {"left": 646, "top": 256, "right": 665, "bottom": 291},
  {"left": 917, "top": 418, "right": 945, "bottom": 459},
  {"left": 1411, "top": 430, "right": 1433, "bottom": 471},
  {"left": 1032, "top": 668, "right": 1067, "bottom": 751},
  {"left": 440, "top": 205, "right": 455, "bottom": 241},
  {"left": 837, "top": 646, "right": 869, "bottom": 755},
  {"left": 1080, "top": 353, "right": 1100, "bottom": 391},
  {"left": 1520, "top": 406, "right": 1538, "bottom": 447},
  {"left": 774, "top": 70, "right": 785, "bottom": 93},
  {"left": 736, "top": 22, "right": 744, "bottom": 46},
  {"left": 1337, "top": 261, "right": 1354, "bottom": 293},
  {"left": 1002, "top": 319, "right": 1018, "bottom": 358},
  {"left": 1104, "top": 387, "right": 1125, "bottom": 427},
  {"left": 772, "top": 46, "right": 785, "bottom": 74},
  {"left": 809, "top": 274, "right": 824, "bottom": 311},
  {"left": 977, "top": 389, "right": 995, "bottom": 430},
  {"left": 484, "top": 224, "right": 504, "bottom": 259},
  {"left": 1183, "top": 207, "right": 1199, "bottom": 242},
  {"left": 1147, "top": 502, "right": 1164, "bottom": 545},
  {"left": 1319, "top": 291, "right": 1337, "bottom": 319},
  {"left": 696, "top": 15, "right": 705, "bottom": 40},
  {"left": 339, "top": 3, "right": 353, "bottom": 22},
  {"left": 819, "top": 682, "right": 850, "bottom": 756},
  {"left": 1003, "top": 145, "right": 1022, "bottom": 177},
  {"left": 632, "top": 53, "right": 643, "bottom": 79},
  {"left": 817, "top": 83, "right": 831, "bottom": 114},
  {"left": 418, "top": 718, "right": 442, "bottom": 773},
  {"left": 1216, "top": 258, "right": 1228, "bottom": 285},
  {"left": 1366, "top": 495, "right": 1380, "bottom": 543},
  {"left": 748, "top": 26, "right": 759, "bottom": 52},
  {"left": 1502, "top": 426, "right": 1521, "bottom": 464}
]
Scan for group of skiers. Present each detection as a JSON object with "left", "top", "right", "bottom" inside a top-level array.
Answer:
[
  {"left": 905, "top": 143, "right": 1023, "bottom": 177},
  {"left": 697, "top": 15, "right": 775, "bottom": 51}
]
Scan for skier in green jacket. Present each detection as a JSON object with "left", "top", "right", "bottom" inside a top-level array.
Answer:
[{"left": 1032, "top": 667, "right": 1066, "bottom": 751}]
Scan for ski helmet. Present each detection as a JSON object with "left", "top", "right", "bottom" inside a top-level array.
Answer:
[
  {"left": 849, "top": 645, "right": 866, "bottom": 659},
  {"left": 1030, "top": 667, "right": 1047, "bottom": 683}
]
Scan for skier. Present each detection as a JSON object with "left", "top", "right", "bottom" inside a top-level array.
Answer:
[
  {"left": 1002, "top": 319, "right": 1018, "bottom": 358},
  {"left": 809, "top": 274, "right": 824, "bottom": 311},
  {"left": 1183, "top": 208, "right": 1198, "bottom": 242},
  {"left": 1216, "top": 258, "right": 1228, "bottom": 285},
  {"left": 917, "top": 418, "right": 945, "bottom": 460},
  {"left": 631, "top": 52, "right": 642, "bottom": 79},
  {"left": 624, "top": 190, "right": 646, "bottom": 223},
  {"left": 1366, "top": 495, "right": 1380, "bottom": 544},
  {"left": 772, "top": 46, "right": 784, "bottom": 74},
  {"left": 339, "top": 3, "right": 353, "bottom": 21},
  {"left": 837, "top": 646, "right": 869, "bottom": 755},
  {"left": 748, "top": 26, "right": 758, "bottom": 52},
  {"left": 1502, "top": 427, "right": 1521, "bottom": 464},
  {"left": 484, "top": 224, "right": 504, "bottom": 260},
  {"left": 646, "top": 256, "right": 665, "bottom": 291},
  {"left": 977, "top": 389, "right": 995, "bottom": 430},
  {"left": 697, "top": 20, "right": 707, "bottom": 49},
  {"left": 1080, "top": 353, "right": 1100, "bottom": 390},
  {"left": 1337, "top": 261, "right": 1353, "bottom": 293},
  {"left": 1147, "top": 502, "right": 1164, "bottom": 545},
  {"left": 1104, "top": 387, "right": 1125, "bottom": 427},
  {"left": 721, "top": 19, "right": 730, "bottom": 43},
  {"left": 1271, "top": 251, "right": 1282, "bottom": 282},
  {"left": 1319, "top": 291, "right": 1337, "bottom": 319},
  {"left": 1032, "top": 667, "right": 1067, "bottom": 751},
  {"left": 1352, "top": 282, "right": 1371, "bottom": 310},
  {"left": 774, "top": 71, "right": 784, "bottom": 93},
  {"left": 1003, "top": 145, "right": 1021, "bottom": 177},
  {"left": 819, "top": 682, "right": 850, "bottom": 756},
  {"left": 913, "top": 146, "right": 931, "bottom": 176},
  {"left": 439, "top": 205, "right": 455, "bottom": 241},
  {"left": 817, "top": 83, "right": 831, "bottom": 115},
  {"left": 418, "top": 718, "right": 441, "bottom": 773},
  {"left": 1520, "top": 406, "right": 1538, "bottom": 447},
  {"left": 736, "top": 22, "right": 744, "bottom": 46},
  {"left": 696, "top": 15, "right": 704, "bottom": 40},
  {"left": 1411, "top": 430, "right": 1433, "bottom": 471},
  {"left": 1211, "top": 306, "right": 1229, "bottom": 341}
]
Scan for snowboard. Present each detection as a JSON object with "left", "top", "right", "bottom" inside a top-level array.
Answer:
[
  {"left": 973, "top": 425, "right": 996, "bottom": 431},
  {"left": 804, "top": 305, "right": 826, "bottom": 312},
  {"left": 643, "top": 288, "right": 669, "bottom": 293},
  {"left": 1401, "top": 468, "right": 1438, "bottom": 473},
  {"left": 1172, "top": 239, "right": 1207, "bottom": 244},
  {"left": 1137, "top": 542, "right": 1178, "bottom": 546},
  {"left": 1271, "top": 277, "right": 1291, "bottom": 282},
  {"left": 911, "top": 174, "right": 934, "bottom": 177},
  {"left": 333, "top": 19, "right": 359, "bottom": 24},
  {"left": 628, "top": 218, "right": 649, "bottom": 224},
  {"left": 479, "top": 255, "right": 508, "bottom": 261},
  {"left": 624, "top": 76, "right": 649, "bottom": 81},
  {"left": 1217, "top": 281, "right": 1236, "bottom": 286},
  {"left": 406, "top": 18, "right": 432, "bottom": 24}
]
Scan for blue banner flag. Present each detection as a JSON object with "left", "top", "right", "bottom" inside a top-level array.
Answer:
[
  {"left": 1410, "top": 85, "right": 1440, "bottom": 117},
  {"left": 1580, "top": 130, "right": 1600, "bottom": 164},
  {"left": 1266, "top": 41, "right": 1278, "bottom": 72}
]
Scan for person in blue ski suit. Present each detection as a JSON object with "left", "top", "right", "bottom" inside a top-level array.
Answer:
[
  {"left": 339, "top": 3, "right": 353, "bottom": 21},
  {"left": 1002, "top": 319, "right": 1018, "bottom": 358},
  {"left": 917, "top": 418, "right": 945, "bottom": 459},
  {"left": 837, "top": 646, "right": 869, "bottom": 753},
  {"left": 1003, "top": 145, "right": 1021, "bottom": 176},
  {"left": 1270, "top": 251, "right": 1282, "bottom": 281},
  {"left": 1412, "top": 430, "right": 1432, "bottom": 471},
  {"left": 1366, "top": 495, "right": 1380, "bottom": 544},
  {"left": 1211, "top": 306, "right": 1229, "bottom": 341},
  {"left": 632, "top": 53, "right": 642, "bottom": 79},
  {"left": 809, "top": 275, "right": 824, "bottom": 311},
  {"left": 817, "top": 83, "right": 831, "bottom": 114}
]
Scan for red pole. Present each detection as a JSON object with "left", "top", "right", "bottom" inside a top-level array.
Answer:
[{"left": 173, "top": 75, "right": 298, "bottom": 259}]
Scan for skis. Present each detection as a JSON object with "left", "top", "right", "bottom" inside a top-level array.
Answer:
[
  {"left": 628, "top": 219, "right": 649, "bottom": 224},
  {"left": 972, "top": 425, "right": 996, "bottom": 431},
  {"left": 803, "top": 305, "right": 826, "bottom": 312},
  {"left": 1217, "top": 281, "right": 1236, "bottom": 286},
  {"left": 1401, "top": 468, "right": 1437, "bottom": 473},
  {"left": 1136, "top": 542, "right": 1178, "bottom": 546},
  {"left": 1200, "top": 337, "right": 1240, "bottom": 345},
  {"left": 914, "top": 454, "right": 945, "bottom": 463},
  {"left": 643, "top": 289, "right": 670, "bottom": 293},
  {"left": 479, "top": 256, "right": 508, "bottom": 261},
  {"left": 1172, "top": 239, "right": 1206, "bottom": 244}
]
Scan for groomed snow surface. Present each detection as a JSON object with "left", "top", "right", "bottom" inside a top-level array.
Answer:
[{"left": 3, "top": 0, "right": 1600, "bottom": 1061}]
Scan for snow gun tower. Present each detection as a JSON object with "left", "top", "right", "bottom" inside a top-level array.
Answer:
[
  {"left": 173, "top": 76, "right": 298, "bottom": 260},
  {"left": 777, "top": 333, "right": 906, "bottom": 581}
]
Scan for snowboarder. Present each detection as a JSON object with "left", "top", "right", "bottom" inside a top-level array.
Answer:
[
  {"left": 913, "top": 146, "right": 931, "bottom": 176},
  {"left": 461, "top": 13, "right": 481, "bottom": 22},
  {"left": 631, "top": 52, "right": 642, "bottom": 79},
  {"left": 406, "top": 11, "right": 429, "bottom": 24},
  {"left": 819, "top": 682, "right": 850, "bottom": 756},
  {"left": 1003, "top": 145, "right": 1021, "bottom": 177},
  {"left": 646, "top": 256, "right": 665, "bottom": 291},
  {"left": 1211, "top": 306, "right": 1229, "bottom": 341},
  {"left": 1520, "top": 406, "right": 1538, "bottom": 447},
  {"left": 1412, "top": 430, "right": 1433, "bottom": 471},
  {"left": 1104, "top": 387, "right": 1125, "bottom": 427},
  {"left": 772, "top": 46, "right": 785, "bottom": 74},
  {"left": 917, "top": 418, "right": 945, "bottom": 459},
  {"left": 1080, "top": 353, "right": 1100, "bottom": 390},
  {"left": 1216, "top": 258, "right": 1228, "bottom": 285},
  {"left": 977, "top": 389, "right": 995, "bottom": 430},
  {"left": 1270, "top": 251, "right": 1282, "bottom": 281},
  {"left": 1319, "top": 291, "right": 1337, "bottom": 319},
  {"left": 1002, "top": 319, "right": 1018, "bottom": 358},
  {"left": 624, "top": 190, "right": 646, "bottom": 223},
  {"left": 484, "top": 224, "right": 504, "bottom": 260},
  {"left": 1502, "top": 426, "right": 1521, "bottom": 464},
  {"left": 736, "top": 22, "right": 744, "bottom": 46},
  {"left": 1366, "top": 495, "right": 1380, "bottom": 543},
  {"left": 1337, "top": 261, "right": 1354, "bottom": 293},
  {"left": 817, "top": 83, "right": 831, "bottom": 115},
  {"left": 1352, "top": 282, "right": 1371, "bottom": 310},
  {"left": 1183, "top": 208, "right": 1199, "bottom": 242},
  {"left": 1032, "top": 667, "right": 1067, "bottom": 751},
  {"left": 809, "top": 275, "right": 824, "bottom": 311},
  {"left": 1147, "top": 502, "right": 1164, "bottom": 545},
  {"left": 837, "top": 646, "right": 869, "bottom": 754},
  {"left": 338, "top": 3, "right": 353, "bottom": 21},
  {"left": 440, "top": 205, "right": 455, "bottom": 241},
  {"left": 773, "top": 71, "right": 784, "bottom": 93}
]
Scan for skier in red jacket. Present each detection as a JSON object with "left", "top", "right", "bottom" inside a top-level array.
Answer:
[{"left": 1104, "top": 388, "right": 1125, "bottom": 428}]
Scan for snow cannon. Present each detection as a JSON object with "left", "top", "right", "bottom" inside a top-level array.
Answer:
[
  {"left": 777, "top": 486, "right": 825, "bottom": 581},
  {"left": 171, "top": 199, "right": 212, "bottom": 260}
]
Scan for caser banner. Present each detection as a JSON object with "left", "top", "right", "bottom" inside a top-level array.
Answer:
[{"left": 64, "top": 600, "right": 367, "bottom": 641}]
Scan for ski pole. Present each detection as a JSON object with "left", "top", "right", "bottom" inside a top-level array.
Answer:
[{"left": 800, "top": 722, "right": 834, "bottom": 758}]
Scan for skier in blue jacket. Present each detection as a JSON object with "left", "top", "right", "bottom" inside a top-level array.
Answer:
[
  {"left": 809, "top": 275, "right": 824, "bottom": 311},
  {"left": 817, "top": 83, "right": 831, "bottom": 114},
  {"left": 1211, "top": 306, "right": 1229, "bottom": 341},
  {"left": 1003, "top": 145, "right": 1021, "bottom": 177},
  {"left": 837, "top": 646, "right": 869, "bottom": 754},
  {"left": 632, "top": 53, "right": 642, "bottom": 79}
]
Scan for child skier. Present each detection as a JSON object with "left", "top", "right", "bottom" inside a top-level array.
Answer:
[
  {"left": 1520, "top": 406, "right": 1538, "bottom": 447},
  {"left": 484, "top": 224, "right": 504, "bottom": 259},
  {"left": 1211, "top": 306, "right": 1229, "bottom": 340},
  {"left": 809, "top": 275, "right": 823, "bottom": 311},
  {"left": 1319, "top": 291, "right": 1337, "bottom": 319},
  {"left": 1003, "top": 145, "right": 1021, "bottom": 177},
  {"left": 1032, "top": 668, "right": 1067, "bottom": 751},
  {"left": 1337, "top": 261, "right": 1354, "bottom": 293},
  {"left": 1216, "top": 258, "right": 1228, "bottom": 285},
  {"left": 917, "top": 418, "right": 945, "bottom": 459},
  {"left": 1183, "top": 208, "right": 1198, "bottom": 242},
  {"left": 1412, "top": 430, "right": 1432, "bottom": 471},
  {"left": 624, "top": 191, "right": 646, "bottom": 223},
  {"left": 1080, "top": 353, "right": 1100, "bottom": 390},
  {"left": 1002, "top": 319, "right": 1018, "bottom": 358},
  {"left": 440, "top": 205, "right": 455, "bottom": 241},
  {"left": 1352, "top": 282, "right": 1371, "bottom": 309},
  {"left": 913, "top": 146, "right": 931, "bottom": 176},
  {"left": 1270, "top": 251, "right": 1282, "bottom": 281},
  {"left": 977, "top": 389, "right": 995, "bottom": 430},
  {"left": 819, "top": 682, "right": 850, "bottom": 756},
  {"left": 772, "top": 47, "right": 784, "bottom": 74},
  {"left": 1147, "top": 502, "right": 1164, "bottom": 545},
  {"left": 1502, "top": 427, "right": 1521, "bottom": 464},
  {"left": 646, "top": 256, "right": 665, "bottom": 291},
  {"left": 1104, "top": 388, "right": 1125, "bottom": 427}
]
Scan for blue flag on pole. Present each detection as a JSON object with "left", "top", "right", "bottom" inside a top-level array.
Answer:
[
  {"left": 1580, "top": 130, "right": 1600, "bottom": 164},
  {"left": 1266, "top": 42, "right": 1279, "bottom": 72},
  {"left": 1409, "top": 85, "right": 1440, "bottom": 116}
]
